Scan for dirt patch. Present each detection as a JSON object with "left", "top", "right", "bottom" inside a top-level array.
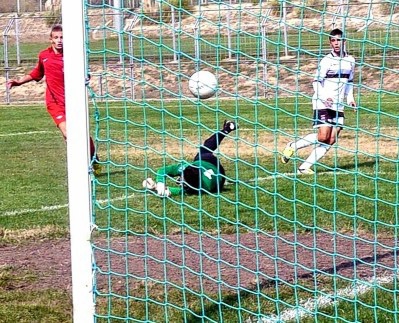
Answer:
[
  {"left": 1, "top": 232, "right": 397, "bottom": 294},
  {"left": 105, "top": 127, "right": 398, "bottom": 161}
]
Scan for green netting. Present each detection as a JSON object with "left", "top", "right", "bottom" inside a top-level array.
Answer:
[{"left": 85, "top": 0, "right": 399, "bottom": 321}]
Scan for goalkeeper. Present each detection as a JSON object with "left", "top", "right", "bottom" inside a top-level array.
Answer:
[{"left": 144, "top": 120, "right": 238, "bottom": 197}]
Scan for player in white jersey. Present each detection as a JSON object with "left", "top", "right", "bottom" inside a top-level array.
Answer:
[{"left": 281, "top": 28, "right": 356, "bottom": 174}]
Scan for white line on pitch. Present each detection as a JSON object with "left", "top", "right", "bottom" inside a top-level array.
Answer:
[
  {"left": 2, "top": 204, "right": 69, "bottom": 217},
  {"left": 257, "top": 273, "right": 397, "bottom": 323},
  {"left": 226, "top": 170, "right": 354, "bottom": 185},
  {"left": 1, "top": 170, "right": 383, "bottom": 217},
  {"left": 0, "top": 194, "right": 135, "bottom": 217},
  {"left": 0, "top": 131, "right": 54, "bottom": 137}
]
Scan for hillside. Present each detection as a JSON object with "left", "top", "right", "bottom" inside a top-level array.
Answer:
[
  {"left": 0, "top": 1, "right": 396, "bottom": 41},
  {"left": 0, "top": 1, "right": 398, "bottom": 103}
]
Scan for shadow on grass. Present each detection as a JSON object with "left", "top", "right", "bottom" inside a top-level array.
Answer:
[
  {"left": 338, "top": 159, "right": 378, "bottom": 171},
  {"left": 184, "top": 248, "right": 397, "bottom": 322},
  {"left": 95, "top": 169, "right": 126, "bottom": 177}
]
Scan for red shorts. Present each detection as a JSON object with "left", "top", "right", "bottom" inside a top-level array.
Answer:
[{"left": 47, "top": 102, "right": 66, "bottom": 126}]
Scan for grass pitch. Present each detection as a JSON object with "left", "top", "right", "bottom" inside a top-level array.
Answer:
[
  {"left": 91, "top": 94, "right": 399, "bottom": 237},
  {"left": 1, "top": 94, "right": 399, "bottom": 322}
]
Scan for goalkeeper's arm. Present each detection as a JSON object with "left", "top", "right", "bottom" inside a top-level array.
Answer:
[{"left": 155, "top": 164, "right": 183, "bottom": 197}]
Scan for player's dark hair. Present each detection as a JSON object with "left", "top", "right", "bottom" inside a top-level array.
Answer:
[
  {"left": 50, "top": 24, "right": 63, "bottom": 37},
  {"left": 182, "top": 166, "right": 201, "bottom": 194},
  {"left": 329, "top": 28, "right": 344, "bottom": 40}
]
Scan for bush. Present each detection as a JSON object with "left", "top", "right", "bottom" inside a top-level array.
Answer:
[
  {"left": 269, "top": 0, "right": 281, "bottom": 16},
  {"left": 380, "top": 1, "right": 399, "bottom": 15},
  {"left": 163, "top": 0, "right": 192, "bottom": 22},
  {"left": 305, "top": 0, "right": 326, "bottom": 17},
  {"left": 45, "top": 9, "right": 62, "bottom": 27},
  {"left": 145, "top": 0, "right": 193, "bottom": 24},
  {"left": 0, "top": 0, "right": 42, "bottom": 13},
  {"left": 292, "top": 0, "right": 326, "bottom": 18}
]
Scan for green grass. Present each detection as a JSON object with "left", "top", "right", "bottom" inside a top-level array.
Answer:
[
  {"left": 0, "top": 289, "right": 71, "bottom": 323},
  {"left": 1, "top": 94, "right": 399, "bottom": 321},
  {"left": 89, "top": 94, "right": 399, "bottom": 237},
  {"left": 0, "top": 106, "right": 68, "bottom": 230},
  {"left": 92, "top": 276, "right": 399, "bottom": 322},
  {"left": 0, "top": 265, "right": 71, "bottom": 322},
  {"left": 2, "top": 28, "right": 398, "bottom": 66}
]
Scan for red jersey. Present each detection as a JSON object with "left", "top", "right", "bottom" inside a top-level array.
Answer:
[{"left": 29, "top": 47, "right": 65, "bottom": 107}]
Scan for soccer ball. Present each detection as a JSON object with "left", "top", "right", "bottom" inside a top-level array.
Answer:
[{"left": 188, "top": 70, "right": 218, "bottom": 99}]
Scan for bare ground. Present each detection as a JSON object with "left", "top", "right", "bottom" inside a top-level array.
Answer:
[
  {"left": 108, "top": 128, "right": 398, "bottom": 161},
  {"left": 1, "top": 232, "right": 398, "bottom": 295}
]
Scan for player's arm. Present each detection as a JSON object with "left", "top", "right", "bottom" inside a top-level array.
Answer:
[
  {"left": 313, "top": 56, "right": 332, "bottom": 106},
  {"left": 345, "top": 81, "right": 356, "bottom": 108},
  {"left": 7, "top": 74, "right": 34, "bottom": 89},
  {"left": 345, "top": 58, "right": 356, "bottom": 109},
  {"left": 155, "top": 164, "right": 182, "bottom": 197},
  {"left": 167, "top": 187, "right": 183, "bottom": 196},
  {"left": 8, "top": 57, "right": 44, "bottom": 89},
  {"left": 156, "top": 164, "right": 182, "bottom": 182}
]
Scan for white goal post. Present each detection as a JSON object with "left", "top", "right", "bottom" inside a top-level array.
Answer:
[{"left": 61, "top": 0, "right": 95, "bottom": 322}]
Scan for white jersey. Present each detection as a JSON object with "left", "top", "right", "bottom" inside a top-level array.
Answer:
[{"left": 312, "top": 51, "right": 355, "bottom": 112}]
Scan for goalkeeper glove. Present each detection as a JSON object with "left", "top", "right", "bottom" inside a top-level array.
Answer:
[
  {"left": 156, "top": 182, "right": 171, "bottom": 197},
  {"left": 142, "top": 178, "right": 156, "bottom": 190}
]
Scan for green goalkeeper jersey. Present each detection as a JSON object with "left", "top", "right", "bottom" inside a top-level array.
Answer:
[{"left": 156, "top": 160, "right": 223, "bottom": 196}]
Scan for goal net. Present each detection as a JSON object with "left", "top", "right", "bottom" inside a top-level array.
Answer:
[{"left": 65, "top": 0, "right": 399, "bottom": 321}]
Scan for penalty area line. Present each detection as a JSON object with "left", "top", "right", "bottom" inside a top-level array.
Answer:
[
  {"left": 2, "top": 170, "right": 383, "bottom": 216},
  {"left": 226, "top": 170, "right": 353, "bottom": 186},
  {"left": 257, "top": 273, "right": 397, "bottom": 323},
  {"left": 0, "top": 130, "right": 55, "bottom": 137},
  {"left": 1, "top": 194, "right": 135, "bottom": 217}
]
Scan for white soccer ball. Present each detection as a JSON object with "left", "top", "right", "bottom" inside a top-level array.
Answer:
[{"left": 188, "top": 70, "right": 218, "bottom": 99}]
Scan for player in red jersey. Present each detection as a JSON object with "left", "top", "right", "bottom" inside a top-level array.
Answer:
[{"left": 7, "top": 24, "right": 101, "bottom": 176}]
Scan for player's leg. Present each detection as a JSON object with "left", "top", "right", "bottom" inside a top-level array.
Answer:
[
  {"left": 324, "top": 111, "right": 344, "bottom": 146},
  {"left": 190, "top": 120, "right": 237, "bottom": 191},
  {"left": 298, "top": 110, "right": 343, "bottom": 174},
  {"left": 281, "top": 109, "right": 320, "bottom": 164},
  {"left": 47, "top": 102, "right": 67, "bottom": 140},
  {"left": 58, "top": 123, "right": 97, "bottom": 161},
  {"left": 48, "top": 103, "right": 102, "bottom": 176},
  {"left": 188, "top": 152, "right": 226, "bottom": 192},
  {"left": 194, "top": 120, "right": 238, "bottom": 158},
  {"left": 57, "top": 121, "right": 67, "bottom": 140},
  {"left": 281, "top": 133, "right": 319, "bottom": 164},
  {"left": 58, "top": 123, "right": 97, "bottom": 162},
  {"left": 90, "top": 136, "right": 102, "bottom": 176},
  {"left": 186, "top": 156, "right": 226, "bottom": 192},
  {"left": 193, "top": 151, "right": 226, "bottom": 177},
  {"left": 58, "top": 122, "right": 101, "bottom": 176},
  {"left": 298, "top": 125, "right": 332, "bottom": 174}
]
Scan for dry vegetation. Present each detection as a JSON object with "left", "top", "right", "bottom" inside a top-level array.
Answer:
[
  {"left": 0, "top": 0, "right": 398, "bottom": 103},
  {"left": 0, "top": 0, "right": 40, "bottom": 13}
]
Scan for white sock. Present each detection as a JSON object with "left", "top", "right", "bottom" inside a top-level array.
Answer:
[
  {"left": 299, "top": 144, "right": 331, "bottom": 170},
  {"left": 292, "top": 133, "right": 318, "bottom": 150}
]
